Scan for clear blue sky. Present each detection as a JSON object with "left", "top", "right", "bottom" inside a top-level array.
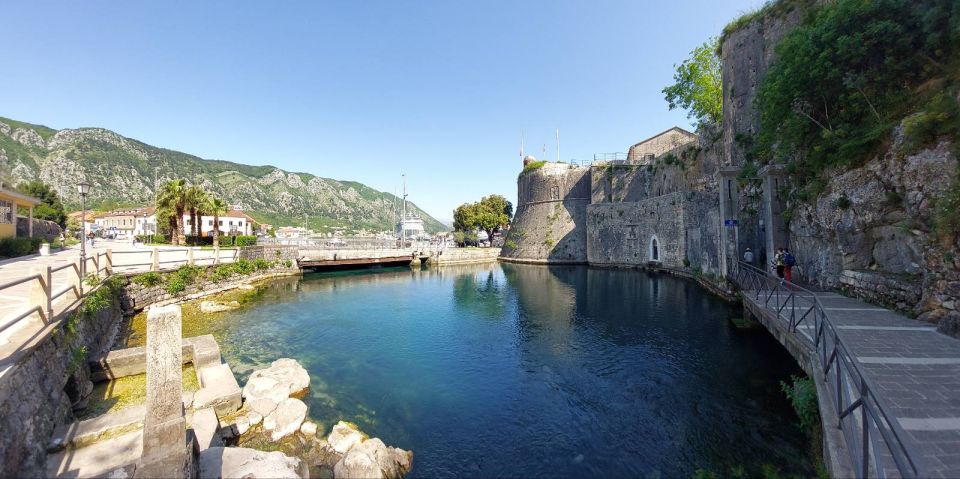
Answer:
[{"left": 1, "top": 0, "right": 763, "bottom": 223}]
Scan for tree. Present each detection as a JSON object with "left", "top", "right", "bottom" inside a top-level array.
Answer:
[
  {"left": 157, "top": 179, "right": 188, "bottom": 245},
  {"left": 452, "top": 195, "right": 511, "bottom": 247},
  {"left": 16, "top": 180, "right": 66, "bottom": 227},
  {"left": 185, "top": 186, "right": 208, "bottom": 243},
  {"left": 206, "top": 196, "right": 228, "bottom": 248},
  {"left": 662, "top": 37, "right": 722, "bottom": 127}
]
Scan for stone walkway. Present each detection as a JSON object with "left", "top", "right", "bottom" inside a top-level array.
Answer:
[{"left": 744, "top": 290, "right": 960, "bottom": 478}]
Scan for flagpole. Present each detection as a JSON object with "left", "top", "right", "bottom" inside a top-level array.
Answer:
[{"left": 556, "top": 128, "right": 560, "bottom": 162}]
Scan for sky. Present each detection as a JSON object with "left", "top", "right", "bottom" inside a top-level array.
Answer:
[{"left": 1, "top": 0, "right": 764, "bottom": 223}]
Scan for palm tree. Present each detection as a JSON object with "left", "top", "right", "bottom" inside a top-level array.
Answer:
[
  {"left": 157, "top": 179, "right": 187, "bottom": 245},
  {"left": 206, "top": 196, "right": 228, "bottom": 248},
  {"left": 185, "top": 186, "right": 208, "bottom": 244}
]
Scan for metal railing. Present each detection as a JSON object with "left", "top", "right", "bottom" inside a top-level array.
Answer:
[
  {"left": 0, "top": 247, "right": 239, "bottom": 342},
  {"left": 733, "top": 261, "right": 925, "bottom": 479}
]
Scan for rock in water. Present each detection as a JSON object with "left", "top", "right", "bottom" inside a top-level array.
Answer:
[
  {"left": 243, "top": 376, "right": 290, "bottom": 405},
  {"left": 199, "top": 447, "right": 308, "bottom": 479},
  {"left": 334, "top": 437, "right": 413, "bottom": 479},
  {"left": 199, "top": 300, "right": 240, "bottom": 313},
  {"left": 264, "top": 398, "right": 308, "bottom": 441},
  {"left": 301, "top": 421, "right": 318, "bottom": 436},
  {"left": 327, "top": 421, "right": 366, "bottom": 455},
  {"left": 248, "top": 358, "right": 311, "bottom": 397}
]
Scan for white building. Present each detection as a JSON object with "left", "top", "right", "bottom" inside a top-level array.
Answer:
[
  {"left": 94, "top": 207, "right": 156, "bottom": 237},
  {"left": 396, "top": 214, "right": 425, "bottom": 240},
  {"left": 184, "top": 210, "right": 255, "bottom": 236}
]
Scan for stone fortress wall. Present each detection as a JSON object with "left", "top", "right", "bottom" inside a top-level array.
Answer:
[
  {"left": 499, "top": 162, "right": 590, "bottom": 264},
  {"left": 504, "top": 135, "right": 723, "bottom": 277}
]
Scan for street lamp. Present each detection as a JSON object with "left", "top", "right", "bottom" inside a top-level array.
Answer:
[{"left": 77, "top": 181, "right": 91, "bottom": 279}]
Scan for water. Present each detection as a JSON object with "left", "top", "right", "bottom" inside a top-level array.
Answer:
[{"left": 213, "top": 263, "right": 813, "bottom": 477}]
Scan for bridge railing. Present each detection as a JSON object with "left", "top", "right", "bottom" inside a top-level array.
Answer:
[
  {"left": 261, "top": 237, "right": 428, "bottom": 250},
  {"left": 733, "top": 261, "right": 926, "bottom": 479}
]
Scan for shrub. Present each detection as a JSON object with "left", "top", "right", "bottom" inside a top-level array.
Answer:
[
  {"left": 504, "top": 239, "right": 518, "bottom": 250},
  {"left": 233, "top": 259, "right": 255, "bottom": 275},
  {"left": 934, "top": 179, "right": 960, "bottom": 244},
  {"left": 135, "top": 234, "right": 168, "bottom": 244},
  {"left": 67, "top": 346, "right": 88, "bottom": 374},
  {"left": 132, "top": 272, "right": 162, "bottom": 287},
  {"left": 252, "top": 258, "right": 272, "bottom": 271},
  {"left": 0, "top": 237, "right": 42, "bottom": 258},
  {"left": 176, "top": 264, "right": 203, "bottom": 284},
  {"left": 283, "top": 259, "right": 293, "bottom": 268},
  {"left": 212, "top": 264, "right": 235, "bottom": 281},
  {"left": 166, "top": 276, "right": 186, "bottom": 295},
  {"left": 781, "top": 375, "right": 820, "bottom": 431},
  {"left": 234, "top": 235, "right": 257, "bottom": 247}
]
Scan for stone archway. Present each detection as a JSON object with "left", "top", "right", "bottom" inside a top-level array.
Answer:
[{"left": 650, "top": 235, "right": 660, "bottom": 262}]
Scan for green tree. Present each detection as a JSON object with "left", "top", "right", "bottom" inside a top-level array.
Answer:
[
  {"left": 662, "top": 37, "right": 722, "bottom": 127},
  {"left": 16, "top": 180, "right": 66, "bottom": 227},
  {"left": 453, "top": 195, "right": 511, "bottom": 247},
  {"left": 206, "top": 196, "right": 228, "bottom": 247},
  {"left": 157, "top": 179, "right": 188, "bottom": 245}
]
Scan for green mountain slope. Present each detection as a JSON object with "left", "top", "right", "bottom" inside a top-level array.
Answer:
[{"left": 0, "top": 116, "right": 446, "bottom": 234}]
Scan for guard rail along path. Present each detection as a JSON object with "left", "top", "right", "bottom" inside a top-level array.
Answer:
[
  {"left": 0, "top": 247, "right": 238, "bottom": 358},
  {"left": 733, "top": 261, "right": 945, "bottom": 478}
]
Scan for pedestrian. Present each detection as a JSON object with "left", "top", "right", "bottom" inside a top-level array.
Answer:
[
  {"left": 58, "top": 232, "right": 65, "bottom": 250},
  {"left": 783, "top": 247, "right": 796, "bottom": 283},
  {"left": 773, "top": 248, "right": 785, "bottom": 280},
  {"left": 743, "top": 247, "right": 754, "bottom": 265}
]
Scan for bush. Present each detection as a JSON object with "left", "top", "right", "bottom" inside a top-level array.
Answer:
[
  {"left": 67, "top": 346, "right": 88, "bottom": 374},
  {"left": 252, "top": 258, "right": 272, "bottom": 271},
  {"left": 233, "top": 235, "right": 257, "bottom": 247},
  {"left": 176, "top": 264, "right": 203, "bottom": 284},
  {"left": 233, "top": 259, "right": 255, "bottom": 275},
  {"left": 212, "top": 264, "right": 235, "bottom": 281},
  {"left": 132, "top": 272, "right": 162, "bottom": 287},
  {"left": 283, "top": 259, "right": 293, "bottom": 268},
  {"left": 183, "top": 236, "right": 214, "bottom": 246},
  {"left": 166, "top": 275, "right": 186, "bottom": 295},
  {"left": 135, "top": 234, "right": 168, "bottom": 244},
  {"left": 781, "top": 375, "right": 820, "bottom": 431},
  {"left": 0, "top": 237, "right": 42, "bottom": 258}
]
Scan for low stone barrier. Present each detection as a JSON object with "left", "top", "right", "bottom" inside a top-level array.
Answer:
[
  {"left": 839, "top": 269, "right": 922, "bottom": 312},
  {"left": 428, "top": 247, "right": 501, "bottom": 265}
]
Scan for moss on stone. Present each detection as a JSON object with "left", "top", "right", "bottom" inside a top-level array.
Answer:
[{"left": 79, "top": 364, "right": 200, "bottom": 420}]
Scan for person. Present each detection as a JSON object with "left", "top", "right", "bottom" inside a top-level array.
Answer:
[
  {"left": 773, "top": 248, "right": 785, "bottom": 280},
  {"left": 783, "top": 248, "right": 796, "bottom": 283},
  {"left": 58, "top": 232, "right": 65, "bottom": 250},
  {"left": 743, "top": 247, "right": 754, "bottom": 265}
]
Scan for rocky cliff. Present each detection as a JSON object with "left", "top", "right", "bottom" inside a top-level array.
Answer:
[{"left": 0, "top": 116, "right": 446, "bottom": 234}]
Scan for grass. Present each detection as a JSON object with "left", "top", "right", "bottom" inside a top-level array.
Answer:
[
  {"left": 521, "top": 160, "right": 547, "bottom": 173},
  {"left": 78, "top": 364, "right": 200, "bottom": 420}
]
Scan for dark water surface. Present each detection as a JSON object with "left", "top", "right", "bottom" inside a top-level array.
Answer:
[{"left": 215, "top": 263, "right": 812, "bottom": 477}]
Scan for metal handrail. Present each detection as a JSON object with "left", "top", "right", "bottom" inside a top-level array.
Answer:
[{"left": 733, "top": 261, "right": 925, "bottom": 478}]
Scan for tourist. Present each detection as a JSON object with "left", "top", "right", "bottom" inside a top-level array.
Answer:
[
  {"left": 773, "top": 248, "right": 785, "bottom": 280},
  {"left": 743, "top": 247, "right": 753, "bottom": 265},
  {"left": 783, "top": 248, "right": 796, "bottom": 283},
  {"left": 58, "top": 232, "right": 65, "bottom": 250}
]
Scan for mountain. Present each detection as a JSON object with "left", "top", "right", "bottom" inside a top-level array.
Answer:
[{"left": 0, "top": 116, "right": 446, "bottom": 234}]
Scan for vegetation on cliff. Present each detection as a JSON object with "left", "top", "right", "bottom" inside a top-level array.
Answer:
[{"left": 662, "top": 38, "right": 722, "bottom": 127}]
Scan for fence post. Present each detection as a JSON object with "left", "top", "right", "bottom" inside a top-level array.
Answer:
[
  {"left": 29, "top": 267, "right": 49, "bottom": 323},
  {"left": 152, "top": 247, "right": 160, "bottom": 272},
  {"left": 74, "top": 259, "right": 84, "bottom": 297},
  {"left": 105, "top": 249, "right": 114, "bottom": 275},
  {"left": 188, "top": 247, "right": 195, "bottom": 266},
  {"left": 213, "top": 246, "right": 220, "bottom": 265},
  {"left": 92, "top": 254, "right": 100, "bottom": 278}
]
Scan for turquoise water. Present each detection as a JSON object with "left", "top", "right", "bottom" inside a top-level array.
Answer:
[{"left": 216, "top": 263, "right": 813, "bottom": 477}]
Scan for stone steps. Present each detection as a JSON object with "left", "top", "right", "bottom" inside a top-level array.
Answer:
[{"left": 46, "top": 429, "right": 143, "bottom": 478}]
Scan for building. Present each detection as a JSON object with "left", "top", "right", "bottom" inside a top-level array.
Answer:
[
  {"left": 275, "top": 226, "right": 311, "bottom": 238},
  {"left": 184, "top": 210, "right": 255, "bottom": 237},
  {"left": 396, "top": 214, "right": 425, "bottom": 240},
  {"left": 95, "top": 207, "right": 156, "bottom": 237},
  {"left": 0, "top": 186, "right": 41, "bottom": 239},
  {"left": 626, "top": 127, "right": 697, "bottom": 164}
]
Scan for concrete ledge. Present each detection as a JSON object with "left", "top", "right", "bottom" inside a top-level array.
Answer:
[
  {"left": 497, "top": 257, "right": 587, "bottom": 265},
  {"left": 90, "top": 334, "right": 221, "bottom": 381}
]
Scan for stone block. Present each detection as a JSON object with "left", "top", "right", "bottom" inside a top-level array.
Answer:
[
  {"left": 191, "top": 408, "right": 223, "bottom": 452},
  {"left": 192, "top": 364, "right": 242, "bottom": 415}
]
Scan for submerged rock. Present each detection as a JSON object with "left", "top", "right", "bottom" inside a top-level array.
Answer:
[
  {"left": 199, "top": 300, "right": 240, "bottom": 313},
  {"left": 199, "top": 446, "right": 308, "bottom": 479},
  {"left": 264, "top": 398, "right": 308, "bottom": 441}
]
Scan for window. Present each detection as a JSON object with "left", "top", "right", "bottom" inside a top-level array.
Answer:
[
  {"left": 208, "top": 220, "right": 213, "bottom": 226},
  {"left": 0, "top": 200, "right": 12, "bottom": 224},
  {"left": 219, "top": 220, "right": 223, "bottom": 226},
  {"left": 650, "top": 235, "right": 660, "bottom": 261}
]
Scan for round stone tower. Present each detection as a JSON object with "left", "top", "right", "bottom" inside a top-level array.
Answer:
[{"left": 500, "top": 162, "right": 591, "bottom": 263}]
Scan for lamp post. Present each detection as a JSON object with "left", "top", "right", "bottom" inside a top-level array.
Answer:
[{"left": 77, "top": 181, "right": 91, "bottom": 279}]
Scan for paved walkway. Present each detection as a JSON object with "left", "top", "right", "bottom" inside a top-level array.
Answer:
[
  {"left": 744, "top": 290, "right": 960, "bottom": 478},
  {"left": 0, "top": 241, "right": 234, "bottom": 368}
]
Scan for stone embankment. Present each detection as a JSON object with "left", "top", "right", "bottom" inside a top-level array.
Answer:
[{"left": 428, "top": 247, "right": 501, "bottom": 265}]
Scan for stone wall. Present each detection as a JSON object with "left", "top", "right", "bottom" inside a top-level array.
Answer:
[
  {"left": 238, "top": 245, "right": 300, "bottom": 263},
  {"left": 0, "top": 285, "right": 124, "bottom": 477},
  {"left": 428, "top": 247, "right": 501, "bottom": 265},
  {"left": 586, "top": 191, "right": 721, "bottom": 275},
  {"left": 500, "top": 163, "right": 590, "bottom": 263},
  {"left": 123, "top": 265, "right": 299, "bottom": 312}
]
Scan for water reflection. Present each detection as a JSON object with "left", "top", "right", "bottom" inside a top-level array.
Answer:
[{"left": 202, "top": 263, "right": 811, "bottom": 478}]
